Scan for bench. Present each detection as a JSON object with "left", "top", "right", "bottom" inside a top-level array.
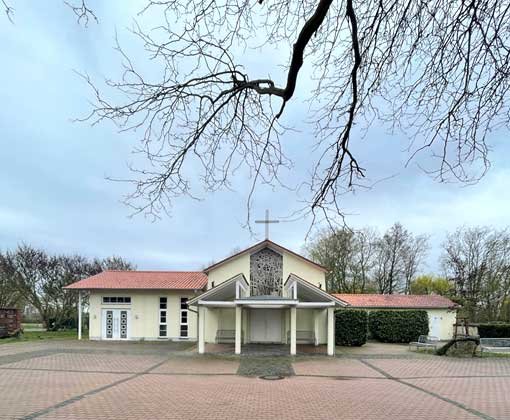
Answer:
[
  {"left": 480, "top": 338, "right": 510, "bottom": 355},
  {"left": 286, "top": 330, "right": 315, "bottom": 345},
  {"left": 409, "top": 335, "right": 440, "bottom": 351},
  {"left": 216, "top": 329, "right": 243, "bottom": 344}
]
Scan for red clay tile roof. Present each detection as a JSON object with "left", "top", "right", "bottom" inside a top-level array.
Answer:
[
  {"left": 332, "top": 293, "right": 459, "bottom": 309},
  {"left": 64, "top": 270, "right": 208, "bottom": 290}
]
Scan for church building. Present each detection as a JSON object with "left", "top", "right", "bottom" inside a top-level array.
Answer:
[{"left": 65, "top": 238, "right": 346, "bottom": 356}]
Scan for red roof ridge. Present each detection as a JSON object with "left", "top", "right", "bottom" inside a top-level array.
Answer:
[
  {"left": 332, "top": 293, "right": 459, "bottom": 309},
  {"left": 103, "top": 270, "right": 204, "bottom": 273},
  {"left": 65, "top": 270, "right": 207, "bottom": 290}
]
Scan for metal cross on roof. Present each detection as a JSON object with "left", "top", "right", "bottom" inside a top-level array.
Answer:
[{"left": 255, "top": 209, "right": 279, "bottom": 240}]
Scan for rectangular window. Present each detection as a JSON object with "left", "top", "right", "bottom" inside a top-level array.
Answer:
[
  {"left": 180, "top": 325, "right": 188, "bottom": 337},
  {"left": 180, "top": 297, "right": 188, "bottom": 338},
  {"left": 180, "top": 298, "right": 188, "bottom": 309},
  {"left": 102, "top": 297, "right": 131, "bottom": 304},
  {"left": 159, "top": 324, "right": 167, "bottom": 337},
  {"left": 159, "top": 297, "right": 167, "bottom": 338}
]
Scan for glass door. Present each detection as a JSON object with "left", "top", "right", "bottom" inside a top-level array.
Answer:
[{"left": 102, "top": 309, "right": 130, "bottom": 340}]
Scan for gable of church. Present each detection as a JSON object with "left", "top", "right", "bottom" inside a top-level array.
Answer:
[{"left": 205, "top": 240, "right": 326, "bottom": 291}]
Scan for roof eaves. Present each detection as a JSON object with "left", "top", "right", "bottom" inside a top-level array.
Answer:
[
  {"left": 287, "top": 273, "right": 348, "bottom": 306},
  {"left": 187, "top": 273, "right": 246, "bottom": 305}
]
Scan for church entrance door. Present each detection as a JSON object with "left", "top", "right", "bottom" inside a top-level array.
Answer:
[{"left": 250, "top": 309, "right": 282, "bottom": 343}]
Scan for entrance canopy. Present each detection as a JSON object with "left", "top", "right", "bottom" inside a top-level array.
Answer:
[
  {"left": 284, "top": 274, "right": 348, "bottom": 307},
  {"left": 187, "top": 273, "right": 249, "bottom": 307},
  {"left": 188, "top": 273, "right": 347, "bottom": 309},
  {"left": 188, "top": 272, "right": 346, "bottom": 357}
]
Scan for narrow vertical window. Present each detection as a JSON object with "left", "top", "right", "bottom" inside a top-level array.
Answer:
[
  {"left": 159, "top": 297, "right": 167, "bottom": 338},
  {"left": 180, "top": 297, "right": 188, "bottom": 338}
]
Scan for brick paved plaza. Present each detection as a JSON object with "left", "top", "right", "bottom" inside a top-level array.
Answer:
[{"left": 0, "top": 341, "right": 508, "bottom": 419}]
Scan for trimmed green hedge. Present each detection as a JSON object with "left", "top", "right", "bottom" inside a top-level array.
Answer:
[
  {"left": 369, "top": 310, "right": 429, "bottom": 343},
  {"left": 478, "top": 323, "right": 510, "bottom": 338},
  {"left": 335, "top": 309, "right": 368, "bottom": 346}
]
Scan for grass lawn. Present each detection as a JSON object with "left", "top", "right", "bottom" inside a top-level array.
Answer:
[
  {"left": 21, "top": 323, "right": 44, "bottom": 331},
  {"left": 0, "top": 330, "right": 85, "bottom": 344},
  {"left": 479, "top": 351, "right": 510, "bottom": 358}
]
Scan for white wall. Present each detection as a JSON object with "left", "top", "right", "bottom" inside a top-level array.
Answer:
[
  {"left": 426, "top": 309, "right": 457, "bottom": 340},
  {"left": 206, "top": 245, "right": 326, "bottom": 291},
  {"left": 89, "top": 290, "right": 201, "bottom": 341},
  {"left": 206, "top": 253, "right": 250, "bottom": 289},
  {"left": 282, "top": 253, "right": 326, "bottom": 289},
  {"left": 362, "top": 308, "right": 457, "bottom": 341}
]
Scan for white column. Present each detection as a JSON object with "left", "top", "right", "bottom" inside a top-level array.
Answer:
[
  {"left": 198, "top": 306, "right": 205, "bottom": 354},
  {"left": 327, "top": 307, "right": 335, "bottom": 356},
  {"left": 78, "top": 291, "right": 82, "bottom": 340},
  {"left": 235, "top": 306, "right": 242, "bottom": 355},
  {"left": 290, "top": 306, "right": 297, "bottom": 355},
  {"left": 243, "top": 310, "right": 249, "bottom": 344},
  {"left": 313, "top": 309, "right": 320, "bottom": 346}
]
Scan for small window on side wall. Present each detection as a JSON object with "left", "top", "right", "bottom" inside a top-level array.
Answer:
[
  {"left": 159, "top": 324, "right": 167, "bottom": 337},
  {"left": 102, "top": 296, "right": 131, "bottom": 304},
  {"left": 180, "top": 297, "right": 189, "bottom": 338},
  {"left": 159, "top": 297, "right": 168, "bottom": 338}
]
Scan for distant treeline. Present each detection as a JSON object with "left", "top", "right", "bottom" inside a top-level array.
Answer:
[
  {"left": 307, "top": 224, "right": 510, "bottom": 322},
  {"left": 0, "top": 244, "right": 134, "bottom": 330}
]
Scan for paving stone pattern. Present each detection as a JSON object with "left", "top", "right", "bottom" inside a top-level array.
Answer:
[{"left": 0, "top": 340, "right": 508, "bottom": 419}]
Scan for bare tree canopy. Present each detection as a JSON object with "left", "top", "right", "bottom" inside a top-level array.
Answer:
[
  {"left": 373, "top": 223, "right": 428, "bottom": 294},
  {"left": 307, "top": 223, "right": 427, "bottom": 293},
  {"left": 442, "top": 226, "right": 510, "bottom": 321},
  {"left": 0, "top": 244, "right": 134, "bottom": 330},
  {"left": 5, "top": 1, "right": 510, "bottom": 225}
]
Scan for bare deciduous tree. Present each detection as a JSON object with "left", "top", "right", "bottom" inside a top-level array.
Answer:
[
  {"left": 402, "top": 235, "right": 429, "bottom": 294},
  {"left": 308, "top": 228, "right": 355, "bottom": 292},
  {"left": 373, "top": 223, "right": 428, "bottom": 294},
  {"left": 307, "top": 227, "right": 377, "bottom": 293},
  {"left": 75, "top": 0, "right": 510, "bottom": 224},
  {"left": 4, "top": 1, "right": 509, "bottom": 227},
  {"left": 0, "top": 244, "right": 134, "bottom": 330},
  {"left": 442, "top": 226, "right": 510, "bottom": 321},
  {"left": 0, "top": 253, "right": 22, "bottom": 307}
]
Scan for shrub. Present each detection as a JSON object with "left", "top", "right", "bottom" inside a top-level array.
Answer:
[
  {"left": 478, "top": 323, "right": 510, "bottom": 338},
  {"left": 335, "top": 309, "right": 368, "bottom": 346},
  {"left": 369, "top": 310, "right": 429, "bottom": 343}
]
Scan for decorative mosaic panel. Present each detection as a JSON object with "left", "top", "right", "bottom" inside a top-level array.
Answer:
[
  {"left": 120, "top": 311, "right": 128, "bottom": 339},
  {"left": 250, "top": 248, "right": 283, "bottom": 296},
  {"left": 106, "top": 310, "right": 113, "bottom": 339}
]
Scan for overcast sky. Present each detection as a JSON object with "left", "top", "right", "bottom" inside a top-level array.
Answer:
[{"left": 1, "top": 1, "right": 509, "bottom": 273}]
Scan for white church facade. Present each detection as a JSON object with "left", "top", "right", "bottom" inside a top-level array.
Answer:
[
  {"left": 66, "top": 239, "right": 346, "bottom": 355},
  {"left": 66, "top": 216, "right": 459, "bottom": 355}
]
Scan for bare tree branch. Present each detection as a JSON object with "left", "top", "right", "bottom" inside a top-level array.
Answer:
[
  {"left": 74, "top": 0, "right": 510, "bottom": 227},
  {"left": 64, "top": 0, "right": 98, "bottom": 26},
  {"left": 2, "top": 0, "right": 14, "bottom": 23}
]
